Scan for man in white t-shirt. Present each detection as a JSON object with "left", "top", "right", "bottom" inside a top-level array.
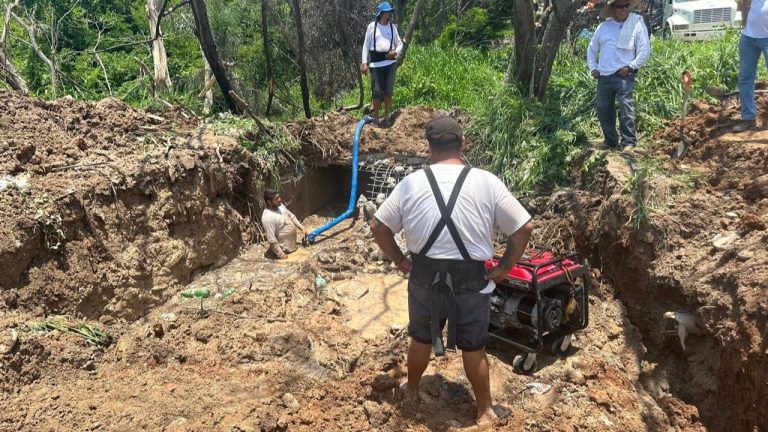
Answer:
[
  {"left": 260, "top": 189, "right": 307, "bottom": 259},
  {"left": 733, "top": 0, "right": 768, "bottom": 132},
  {"left": 371, "top": 116, "right": 533, "bottom": 425},
  {"left": 360, "top": 2, "right": 403, "bottom": 127}
]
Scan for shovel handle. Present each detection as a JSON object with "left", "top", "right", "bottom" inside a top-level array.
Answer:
[{"left": 681, "top": 70, "right": 692, "bottom": 92}]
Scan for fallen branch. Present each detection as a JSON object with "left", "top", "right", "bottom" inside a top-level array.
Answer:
[{"left": 227, "top": 90, "right": 270, "bottom": 136}]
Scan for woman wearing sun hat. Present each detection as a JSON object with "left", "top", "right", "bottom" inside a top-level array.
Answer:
[
  {"left": 361, "top": 2, "right": 403, "bottom": 127},
  {"left": 587, "top": 0, "right": 650, "bottom": 154}
]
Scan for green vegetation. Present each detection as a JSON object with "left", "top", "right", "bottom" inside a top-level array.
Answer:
[
  {"left": 26, "top": 319, "right": 110, "bottom": 347},
  {"left": 2, "top": 0, "right": 763, "bottom": 196}
]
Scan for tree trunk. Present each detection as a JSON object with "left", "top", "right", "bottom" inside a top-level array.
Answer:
[
  {"left": 289, "top": 0, "right": 311, "bottom": 118},
  {"left": 0, "top": 0, "right": 27, "bottom": 94},
  {"left": 509, "top": 0, "right": 580, "bottom": 101},
  {"left": 189, "top": 0, "right": 240, "bottom": 113},
  {"left": 0, "top": 51, "right": 27, "bottom": 93},
  {"left": 396, "top": 0, "right": 426, "bottom": 67},
  {"left": 201, "top": 46, "right": 214, "bottom": 113},
  {"left": 12, "top": 11, "right": 56, "bottom": 96},
  {"left": 147, "top": 0, "right": 172, "bottom": 92},
  {"left": 261, "top": 0, "right": 275, "bottom": 116}
]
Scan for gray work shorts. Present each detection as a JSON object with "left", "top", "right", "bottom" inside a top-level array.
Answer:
[
  {"left": 370, "top": 64, "right": 396, "bottom": 100},
  {"left": 407, "top": 270, "right": 491, "bottom": 352}
]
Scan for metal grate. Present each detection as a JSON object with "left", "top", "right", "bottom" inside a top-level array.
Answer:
[
  {"left": 359, "top": 160, "right": 421, "bottom": 204},
  {"left": 693, "top": 8, "right": 731, "bottom": 24}
]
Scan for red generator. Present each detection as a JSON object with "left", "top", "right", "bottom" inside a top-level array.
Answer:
[{"left": 485, "top": 249, "right": 589, "bottom": 374}]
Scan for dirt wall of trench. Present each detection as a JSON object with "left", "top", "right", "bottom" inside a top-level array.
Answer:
[{"left": 529, "top": 131, "right": 767, "bottom": 431}]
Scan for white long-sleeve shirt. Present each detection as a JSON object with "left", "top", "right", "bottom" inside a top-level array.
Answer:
[
  {"left": 587, "top": 13, "right": 651, "bottom": 76},
  {"left": 361, "top": 21, "right": 403, "bottom": 68}
]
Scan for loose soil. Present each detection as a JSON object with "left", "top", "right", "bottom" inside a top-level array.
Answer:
[{"left": 1, "top": 90, "right": 766, "bottom": 432}]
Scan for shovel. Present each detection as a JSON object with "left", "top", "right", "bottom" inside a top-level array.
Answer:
[
  {"left": 705, "top": 86, "right": 768, "bottom": 100},
  {"left": 674, "top": 70, "right": 693, "bottom": 160}
]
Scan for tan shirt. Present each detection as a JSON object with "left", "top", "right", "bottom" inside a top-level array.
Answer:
[{"left": 261, "top": 204, "right": 304, "bottom": 257}]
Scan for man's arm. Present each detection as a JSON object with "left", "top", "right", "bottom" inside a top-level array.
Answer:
[
  {"left": 393, "top": 25, "right": 403, "bottom": 54},
  {"left": 486, "top": 221, "right": 533, "bottom": 283},
  {"left": 262, "top": 215, "right": 288, "bottom": 259},
  {"left": 587, "top": 26, "right": 601, "bottom": 75},
  {"left": 370, "top": 217, "right": 411, "bottom": 274},
  {"left": 628, "top": 18, "right": 651, "bottom": 70},
  {"left": 286, "top": 209, "right": 307, "bottom": 234},
  {"left": 361, "top": 23, "right": 372, "bottom": 72}
]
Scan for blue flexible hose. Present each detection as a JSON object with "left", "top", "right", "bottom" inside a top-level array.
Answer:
[{"left": 307, "top": 115, "right": 373, "bottom": 243}]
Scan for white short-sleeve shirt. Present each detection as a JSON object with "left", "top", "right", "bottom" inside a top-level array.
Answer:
[{"left": 374, "top": 164, "right": 531, "bottom": 261}]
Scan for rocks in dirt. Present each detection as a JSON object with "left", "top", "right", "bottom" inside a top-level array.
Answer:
[
  {"left": 744, "top": 174, "right": 768, "bottom": 201},
  {"left": 152, "top": 323, "right": 164, "bottom": 339},
  {"left": 711, "top": 231, "right": 739, "bottom": 251},
  {"left": 0, "top": 329, "right": 19, "bottom": 354},
  {"left": 178, "top": 155, "right": 196, "bottom": 170},
  {"left": 607, "top": 323, "right": 622, "bottom": 340},
  {"left": 371, "top": 373, "right": 398, "bottom": 392},
  {"left": 362, "top": 400, "right": 391, "bottom": 426},
  {"left": 337, "top": 284, "right": 368, "bottom": 301},
  {"left": 194, "top": 329, "right": 213, "bottom": 343},
  {"left": 317, "top": 252, "right": 333, "bottom": 264},
  {"left": 281, "top": 393, "right": 301, "bottom": 413},
  {"left": 737, "top": 249, "right": 755, "bottom": 261}
]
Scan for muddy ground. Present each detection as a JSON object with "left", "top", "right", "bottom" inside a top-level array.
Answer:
[{"left": 0, "top": 90, "right": 766, "bottom": 431}]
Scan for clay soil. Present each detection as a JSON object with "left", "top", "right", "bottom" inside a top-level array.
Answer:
[{"left": 1, "top": 90, "right": 766, "bottom": 432}]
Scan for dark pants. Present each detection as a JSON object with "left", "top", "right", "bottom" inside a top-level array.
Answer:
[
  {"left": 370, "top": 64, "right": 396, "bottom": 100},
  {"left": 596, "top": 72, "right": 637, "bottom": 148}
]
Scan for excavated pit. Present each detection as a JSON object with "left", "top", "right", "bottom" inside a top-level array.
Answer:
[{"left": 0, "top": 92, "right": 766, "bottom": 431}]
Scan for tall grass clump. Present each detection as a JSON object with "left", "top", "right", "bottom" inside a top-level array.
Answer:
[
  {"left": 467, "top": 86, "right": 582, "bottom": 195},
  {"left": 337, "top": 43, "right": 506, "bottom": 114}
]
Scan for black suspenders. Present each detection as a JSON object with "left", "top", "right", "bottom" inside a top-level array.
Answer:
[
  {"left": 369, "top": 22, "right": 394, "bottom": 62},
  {"left": 418, "top": 165, "right": 472, "bottom": 260}
]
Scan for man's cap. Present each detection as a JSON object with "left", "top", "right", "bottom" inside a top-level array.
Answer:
[
  {"left": 376, "top": 2, "right": 395, "bottom": 17},
  {"left": 425, "top": 116, "right": 463, "bottom": 147}
]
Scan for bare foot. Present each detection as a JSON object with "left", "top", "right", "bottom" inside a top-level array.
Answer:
[
  {"left": 476, "top": 405, "right": 511, "bottom": 426},
  {"left": 399, "top": 382, "right": 420, "bottom": 405}
]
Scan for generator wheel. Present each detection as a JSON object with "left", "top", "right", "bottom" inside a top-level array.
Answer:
[
  {"left": 513, "top": 354, "right": 537, "bottom": 375},
  {"left": 551, "top": 334, "right": 574, "bottom": 356}
]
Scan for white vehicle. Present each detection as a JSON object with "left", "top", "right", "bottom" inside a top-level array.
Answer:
[{"left": 653, "top": 0, "right": 741, "bottom": 40}]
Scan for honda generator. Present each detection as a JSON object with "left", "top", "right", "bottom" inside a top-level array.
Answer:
[{"left": 485, "top": 249, "right": 589, "bottom": 374}]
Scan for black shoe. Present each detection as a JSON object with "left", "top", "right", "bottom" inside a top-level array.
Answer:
[
  {"left": 732, "top": 120, "right": 756, "bottom": 133},
  {"left": 596, "top": 141, "right": 619, "bottom": 150}
]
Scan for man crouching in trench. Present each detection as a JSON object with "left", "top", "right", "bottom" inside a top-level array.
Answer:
[{"left": 371, "top": 116, "right": 533, "bottom": 424}]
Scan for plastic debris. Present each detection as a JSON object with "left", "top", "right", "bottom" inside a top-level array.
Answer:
[
  {"left": 524, "top": 382, "right": 552, "bottom": 395},
  {"left": 180, "top": 288, "right": 210, "bottom": 299}
]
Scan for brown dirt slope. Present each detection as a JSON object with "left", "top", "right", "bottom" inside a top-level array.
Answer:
[{"left": 0, "top": 90, "right": 266, "bottom": 321}]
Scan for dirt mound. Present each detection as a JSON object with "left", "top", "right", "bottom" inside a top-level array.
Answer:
[
  {"left": 288, "top": 106, "right": 468, "bottom": 164},
  {"left": 655, "top": 93, "right": 768, "bottom": 152},
  {"left": 0, "top": 90, "right": 267, "bottom": 321}
]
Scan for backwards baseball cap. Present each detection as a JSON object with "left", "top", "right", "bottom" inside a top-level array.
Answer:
[{"left": 425, "top": 116, "right": 463, "bottom": 147}]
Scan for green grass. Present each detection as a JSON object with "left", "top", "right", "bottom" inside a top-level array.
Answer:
[
  {"left": 334, "top": 44, "right": 507, "bottom": 115},
  {"left": 26, "top": 319, "right": 110, "bottom": 347}
]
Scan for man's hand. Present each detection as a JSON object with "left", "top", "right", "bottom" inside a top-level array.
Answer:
[
  {"left": 394, "top": 255, "right": 412, "bottom": 275},
  {"left": 618, "top": 66, "right": 631, "bottom": 77},
  {"left": 485, "top": 263, "right": 510, "bottom": 283},
  {"left": 361, "top": 63, "right": 369, "bottom": 75},
  {"left": 591, "top": 69, "right": 600, "bottom": 79},
  {"left": 386, "top": 50, "right": 397, "bottom": 60}
]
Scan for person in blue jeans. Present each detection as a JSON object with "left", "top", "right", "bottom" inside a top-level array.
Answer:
[
  {"left": 734, "top": 0, "right": 768, "bottom": 132},
  {"left": 587, "top": 0, "right": 650, "bottom": 153}
]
